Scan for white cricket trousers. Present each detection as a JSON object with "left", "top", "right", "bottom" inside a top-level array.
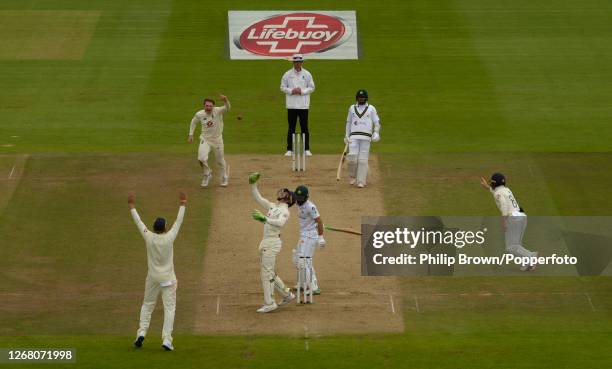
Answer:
[
  {"left": 347, "top": 139, "right": 371, "bottom": 185},
  {"left": 137, "top": 277, "right": 177, "bottom": 343},
  {"left": 294, "top": 237, "right": 319, "bottom": 291},
  {"left": 259, "top": 237, "right": 291, "bottom": 306},
  {"left": 198, "top": 136, "right": 227, "bottom": 178},
  {"left": 505, "top": 215, "right": 535, "bottom": 257}
]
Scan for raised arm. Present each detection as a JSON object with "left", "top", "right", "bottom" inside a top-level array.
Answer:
[
  {"left": 249, "top": 172, "right": 273, "bottom": 209},
  {"left": 218, "top": 94, "right": 231, "bottom": 114},
  {"left": 128, "top": 193, "right": 148, "bottom": 238},
  {"left": 166, "top": 192, "right": 187, "bottom": 240}
]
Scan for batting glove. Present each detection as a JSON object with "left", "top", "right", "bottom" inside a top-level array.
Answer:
[
  {"left": 251, "top": 209, "right": 267, "bottom": 223},
  {"left": 248, "top": 172, "right": 261, "bottom": 184},
  {"left": 372, "top": 132, "right": 380, "bottom": 142},
  {"left": 344, "top": 136, "right": 349, "bottom": 145},
  {"left": 317, "top": 236, "right": 327, "bottom": 248}
]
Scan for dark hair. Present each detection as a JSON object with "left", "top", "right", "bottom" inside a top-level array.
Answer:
[
  {"left": 203, "top": 98, "right": 215, "bottom": 105},
  {"left": 153, "top": 217, "right": 166, "bottom": 233}
]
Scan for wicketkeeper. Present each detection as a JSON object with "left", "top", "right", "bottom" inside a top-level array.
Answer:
[
  {"left": 480, "top": 173, "right": 538, "bottom": 271},
  {"left": 249, "top": 172, "right": 296, "bottom": 313},
  {"left": 345, "top": 90, "right": 381, "bottom": 188},
  {"left": 129, "top": 191, "right": 186, "bottom": 351}
]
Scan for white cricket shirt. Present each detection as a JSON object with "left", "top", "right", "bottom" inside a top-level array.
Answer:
[{"left": 131, "top": 206, "right": 185, "bottom": 285}]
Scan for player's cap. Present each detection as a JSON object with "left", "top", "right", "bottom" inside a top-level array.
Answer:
[
  {"left": 356, "top": 89, "right": 368, "bottom": 99},
  {"left": 277, "top": 188, "right": 296, "bottom": 207},
  {"left": 153, "top": 217, "right": 166, "bottom": 233},
  {"left": 490, "top": 173, "right": 506, "bottom": 188},
  {"left": 291, "top": 54, "right": 304, "bottom": 62},
  {"left": 294, "top": 185, "right": 309, "bottom": 201}
]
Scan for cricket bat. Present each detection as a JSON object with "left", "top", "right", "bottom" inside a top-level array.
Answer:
[
  {"left": 336, "top": 143, "right": 349, "bottom": 181},
  {"left": 324, "top": 224, "right": 361, "bottom": 236}
]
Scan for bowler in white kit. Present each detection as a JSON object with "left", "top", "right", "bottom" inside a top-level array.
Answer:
[
  {"left": 129, "top": 191, "right": 186, "bottom": 351},
  {"left": 188, "top": 94, "right": 231, "bottom": 187}
]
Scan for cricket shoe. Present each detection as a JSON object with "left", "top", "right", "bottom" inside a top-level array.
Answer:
[
  {"left": 357, "top": 182, "right": 365, "bottom": 188},
  {"left": 349, "top": 178, "right": 356, "bottom": 185},
  {"left": 521, "top": 251, "right": 538, "bottom": 272},
  {"left": 303, "top": 288, "right": 321, "bottom": 295},
  {"left": 162, "top": 339, "right": 174, "bottom": 351},
  {"left": 221, "top": 166, "right": 230, "bottom": 187},
  {"left": 256, "top": 303, "right": 278, "bottom": 313},
  {"left": 284, "top": 151, "right": 293, "bottom": 157},
  {"left": 305, "top": 150, "right": 313, "bottom": 156},
  {"left": 279, "top": 292, "right": 296, "bottom": 306},
  {"left": 133, "top": 336, "right": 145, "bottom": 348},
  {"left": 201, "top": 174, "right": 212, "bottom": 187}
]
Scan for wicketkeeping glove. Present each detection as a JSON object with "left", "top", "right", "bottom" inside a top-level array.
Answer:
[
  {"left": 317, "top": 236, "right": 327, "bottom": 248},
  {"left": 248, "top": 172, "right": 261, "bottom": 184},
  {"left": 251, "top": 209, "right": 266, "bottom": 223}
]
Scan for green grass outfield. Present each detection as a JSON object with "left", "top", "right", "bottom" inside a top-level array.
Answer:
[{"left": 1, "top": 0, "right": 611, "bottom": 368}]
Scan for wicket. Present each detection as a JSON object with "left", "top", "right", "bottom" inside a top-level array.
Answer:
[{"left": 292, "top": 132, "right": 306, "bottom": 171}]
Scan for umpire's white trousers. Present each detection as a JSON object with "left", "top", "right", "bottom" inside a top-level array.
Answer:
[
  {"left": 505, "top": 215, "right": 535, "bottom": 257},
  {"left": 137, "top": 277, "right": 177, "bottom": 343},
  {"left": 198, "top": 136, "right": 227, "bottom": 177},
  {"left": 259, "top": 237, "right": 291, "bottom": 306},
  {"left": 347, "top": 138, "right": 371, "bottom": 185}
]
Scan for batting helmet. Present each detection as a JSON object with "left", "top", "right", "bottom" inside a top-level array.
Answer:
[
  {"left": 294, "top": 185, "right": 309, "bottom": 202},
  {"left": 490, "top": 173, "right": 506, "bottom": 188},
  {"left": 356, "top": 89, "right": 368, "bottom": 101}
]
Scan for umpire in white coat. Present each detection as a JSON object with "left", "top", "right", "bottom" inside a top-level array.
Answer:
[{"left": 281, "top": 54, "right": 315, "bottom": 156}]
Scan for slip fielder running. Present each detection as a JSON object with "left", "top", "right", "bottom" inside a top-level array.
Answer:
[
  {"left": 345, "top": 90, "right": 381, "bottom": 188},
  {"left": 480, "top": 173, "right": 538, "bottom": 271},
  {"left": 249, "top": 172, "right": 296, "bottom": 313},
  {"left": 293, "top": 185, "right": 326, "bottom": 297},
  {"left": 129, "top": 191, "right": 186, "bottom": 351},
  {"left": 188, "top": 94, "right": 231, "bottom": 188}
]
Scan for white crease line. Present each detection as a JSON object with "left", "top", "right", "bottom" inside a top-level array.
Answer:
[
  {"left": 414, "top": 295, "right": 420, "bottom": 313},
  {"left": 584, "top": 292, "right": 596, "bottom": 312},
  {"left": 389, "top": 294, "right": 395, "bottom": 314},
  {"left": 8, "top": 165, "right": 15, "bottom": 180},
  {"left": 216, "top": 295, "right": 220, "bottom": 315}
]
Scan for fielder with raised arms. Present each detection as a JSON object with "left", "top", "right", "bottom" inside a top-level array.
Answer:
[
  {"left": 480, "top": 173, "right": 538, "bottom": 271},
  {"left": 345, "top": 90, "right": 381, "bottom": 188},
  {"left": 188, "top": 94, "right": 231, "bottom": 187},
  {"left": 129, "top": 191, "right": 186, "bottom": 352},
  {"left": 249, "top": 172, "right": 296, "bottom": 313},
  {"left": 293, "top": 185, "right": 326, "bottom": 296}
]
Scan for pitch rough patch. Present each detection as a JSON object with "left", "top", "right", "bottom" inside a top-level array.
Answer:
[
  {"left": 0, "top": 11, "right": 100, "bottom": 60},
  {"left": 194, "top": 154, "right": 403, "bottom": 336}
]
